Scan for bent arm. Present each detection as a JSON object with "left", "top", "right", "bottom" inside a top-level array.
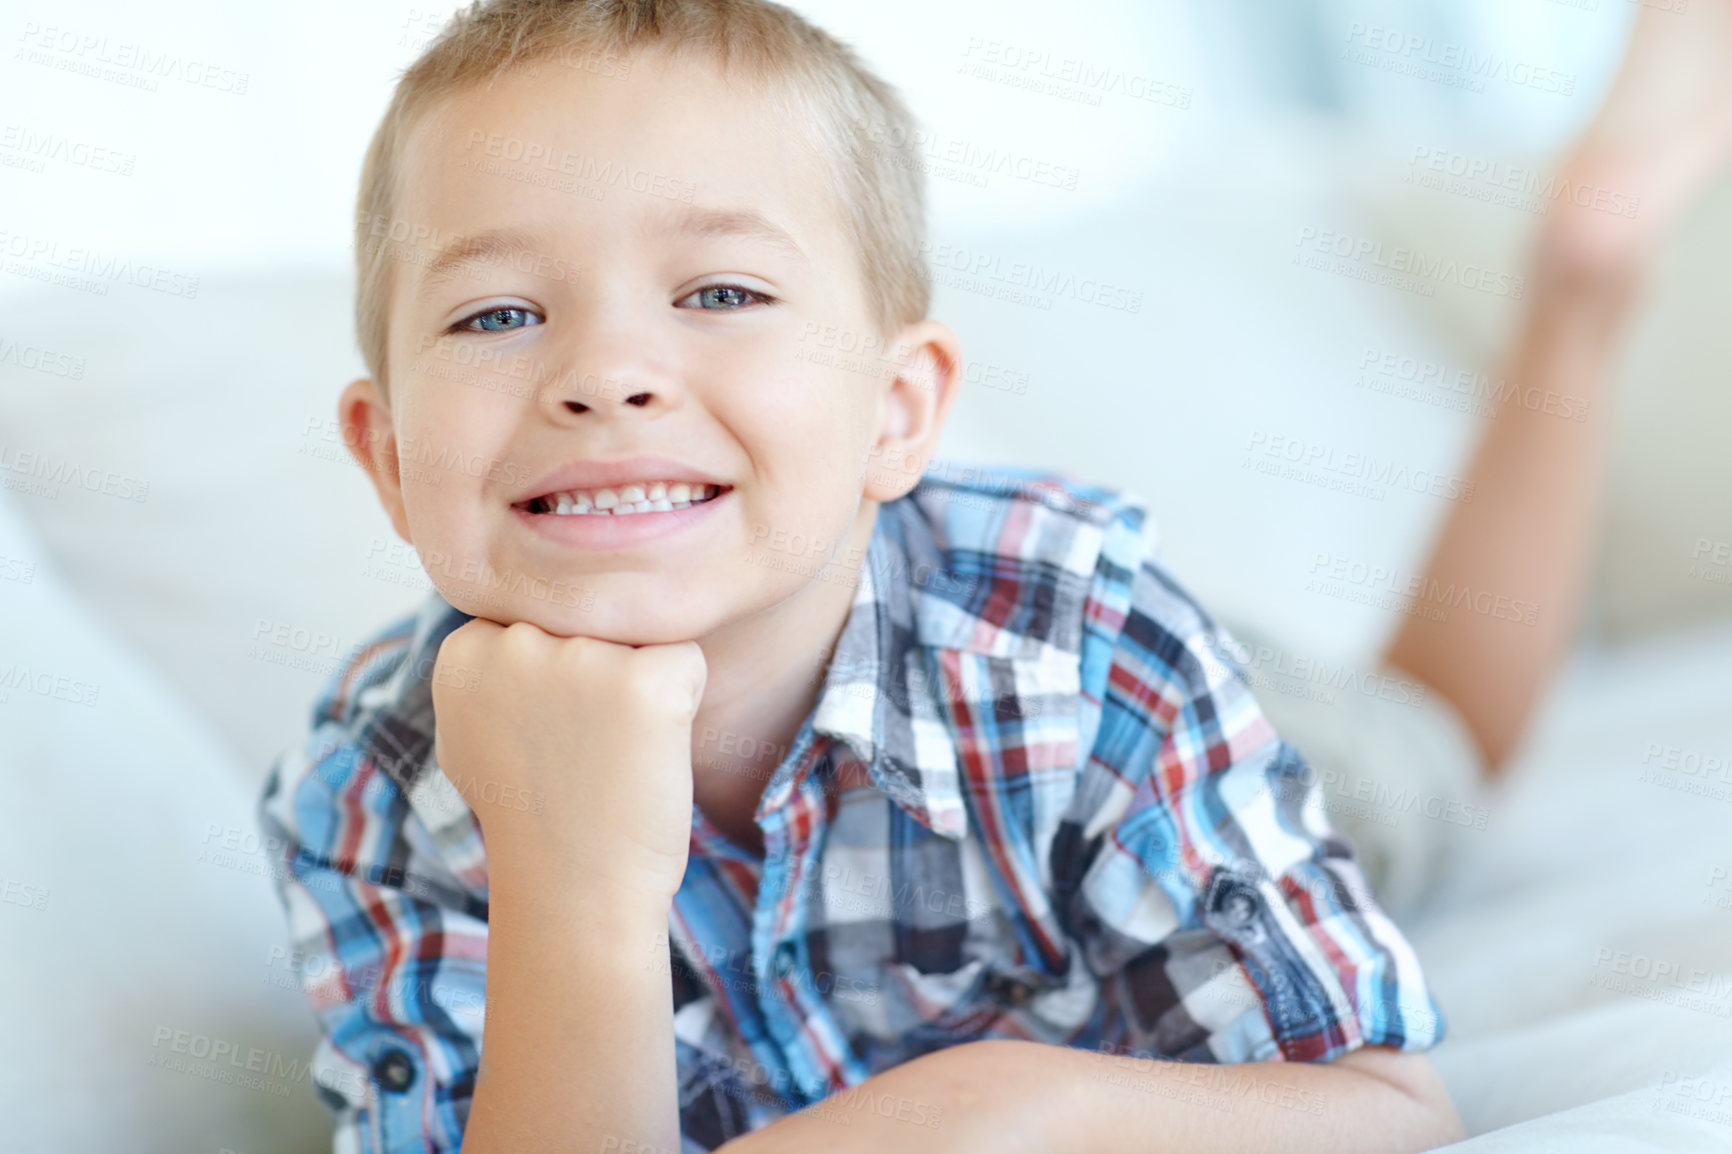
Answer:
[{"left": 718, "top": 1041, "right": 1462, "bottom": 1154}]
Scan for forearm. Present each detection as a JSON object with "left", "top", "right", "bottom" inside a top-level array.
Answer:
[
  {"left": 719, "top": 1040, "right": 1460, "bottom": 1154},
  {"left": 714, "top": 1037, "right": 1054, "bottom": 1154},
  {"left": 1382, "top": 311, "right": 1612, "bottom": 770},
  {"left": 461, "top": 853, "right": 679, "bottom": 1154},
  {"left": 1042, "top": 1042, "right": 1462, "bottom": 1154}
]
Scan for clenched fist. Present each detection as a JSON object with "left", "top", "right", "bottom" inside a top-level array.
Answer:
[{"left": 430, "top": 618, "right": 708, "bottom": 907}]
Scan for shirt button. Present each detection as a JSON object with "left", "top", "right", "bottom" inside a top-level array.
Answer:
[
  {"left": 772, "top": 944, "right": 797, "bottom": 979},
  {"left": 1220, "top": 887, "right": 1261, "bottom": 930},
  {"left": 983, "top": 970, "right": 1037, "bottom": 1007},
  {"left": 372, "top": 1048, "right": 416, "bottom": 1094}
]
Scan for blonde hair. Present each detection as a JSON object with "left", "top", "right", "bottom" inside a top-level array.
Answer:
[{"left": 355, "top": 0, "right": 931, "bottom": 396}]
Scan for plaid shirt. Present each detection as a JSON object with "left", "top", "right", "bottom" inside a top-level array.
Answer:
[{"left": 258, "top": 461, "right": 1445, "bottom": 1153}]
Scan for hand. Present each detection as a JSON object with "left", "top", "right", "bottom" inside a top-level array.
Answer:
[{"left": 431, "top": 617, "right": 707, "bottom": 905}]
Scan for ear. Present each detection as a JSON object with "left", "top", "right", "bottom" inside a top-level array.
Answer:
[
  {"left": 861, "top": 319, "right": 963, "bottom": 503},
  {"left": 337, "top": 377, "right": 412, "bottom": 543}
]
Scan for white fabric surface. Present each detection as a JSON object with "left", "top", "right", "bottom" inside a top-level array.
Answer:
[
  {"left": 1439, "top": 1057, "right": 1732, "bottom": 1153},
  {"left": 0, "top": 272, "right": 425, "bottom": 777},
  {"left": 1420, "top": 618, "right": 1732, "bottom": 1147},
  {"left": 0, "top": 486, "right": 331, "bottom": 1153}
]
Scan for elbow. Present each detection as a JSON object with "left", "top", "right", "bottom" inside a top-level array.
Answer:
[
  {"left": 1334, "top": 1047, "right": 1465, "bottom": 1151},
  {"left": 1381, "top": 1075, "right": 1467, "bottom": 1152}
]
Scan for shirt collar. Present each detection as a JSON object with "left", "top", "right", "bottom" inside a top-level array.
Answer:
[{"left": 805, "top": 497, "right": 969, "bottom": 841}]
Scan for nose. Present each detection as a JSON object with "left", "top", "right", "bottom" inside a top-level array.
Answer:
[{"left": 533, "top": 304, "right": 682, "bottom": 422}]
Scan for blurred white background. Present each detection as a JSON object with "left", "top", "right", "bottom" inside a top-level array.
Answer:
[
  {"left": 0, "top": 0, "right": 1632, "bottom": 264},
  {"left": 5, "top": 2, "right": 1732, "bottom": 1152}
]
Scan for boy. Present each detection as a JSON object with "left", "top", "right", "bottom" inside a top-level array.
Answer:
[{"left": 258, "top": 1, "right": 1464, "bottom": 1151}]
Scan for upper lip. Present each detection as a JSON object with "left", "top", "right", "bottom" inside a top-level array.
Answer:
[{"left": 513, "top": 454, "right": 732, "bottom": 505}]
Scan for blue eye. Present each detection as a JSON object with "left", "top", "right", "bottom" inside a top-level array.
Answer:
[
  {"left": 456, "top": 306, "right": 543, "bottom": 333},
  {"left": 679, "top": 284, "right": 774, "bottom": 310}
]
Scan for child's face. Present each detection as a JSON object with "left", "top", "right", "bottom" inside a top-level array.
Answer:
[{"left": 343, "top": 47, "right": 957, "bottom": 644}]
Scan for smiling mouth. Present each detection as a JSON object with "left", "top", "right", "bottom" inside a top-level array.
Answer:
[{"left": 516, "top": 481, "right": 733, "bottom": 516}]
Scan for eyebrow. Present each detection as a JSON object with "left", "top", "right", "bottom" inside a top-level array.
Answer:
[
  {"left": 414, "top": 206, "right": 809, "bottom": 299},
  {"left": 653, "top": 204, "right": 809, "bottom": 266},
  {"left": 417, "top": 227, "right": 554, "bottom": 295}
]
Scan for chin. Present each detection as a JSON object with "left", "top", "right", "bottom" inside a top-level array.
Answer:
[
  {"left": 481, "top": 596, "right": 716, "bottom": 647},
  {"left": 579, "top": 600, "right": 719, "bottom": 646}
]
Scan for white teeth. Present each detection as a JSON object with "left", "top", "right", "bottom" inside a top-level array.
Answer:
[{"left": 531, "top": 481, "right": 724, "bottom": 516}]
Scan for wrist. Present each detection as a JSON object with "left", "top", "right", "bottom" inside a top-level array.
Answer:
[
  {"left": 476, "top": 789, "right": 691, "bottom": 907},
  {"left": 486, "top": 843, "right": 676, "bottom": 929}
]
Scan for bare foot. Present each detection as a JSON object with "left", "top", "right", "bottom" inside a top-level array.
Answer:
[{"left": 1534, "top": 3, "right": 1732, "bottom": 304}]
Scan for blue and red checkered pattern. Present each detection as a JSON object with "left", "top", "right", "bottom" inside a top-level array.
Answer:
[{"left": 257, "top": 461, "right": 1444, "bottom": 1153}]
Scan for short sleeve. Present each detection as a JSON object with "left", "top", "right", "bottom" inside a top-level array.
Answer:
[
  {"left": 1220, "top": 615, "right": 1489, "bottom": 920},
  {"left": 1057, "top": 551, "right": 1446, "bottom": 1065},
  {"left": 257, "top": 656, "right": 489, "bottom": 1153}
]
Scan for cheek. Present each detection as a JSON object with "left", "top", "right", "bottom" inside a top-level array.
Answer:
[
  {"left": 726, "top": 359, "right": 875, "bottom": 470},
  {"left": 398, "top": 472, "right": 471, "bottom": 567},
  {"left": 391, "top": 392, "right": 515, "bottom": 532},
  {"left": 716, "top": 377, "right": 872, "bottom": 567}
]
